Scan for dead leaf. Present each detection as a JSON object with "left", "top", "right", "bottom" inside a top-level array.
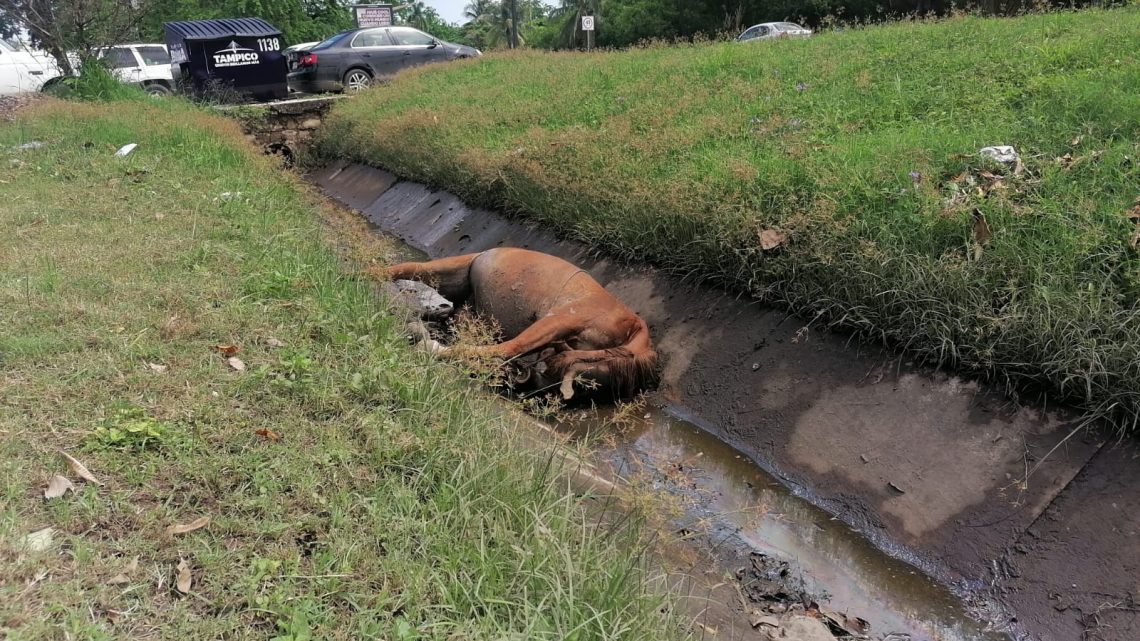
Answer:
[
  {"left": 43, "top": 475, "right": 75, "bottom": 499},
  {"left": 759, "top": 229, "right": 786, "bottom": 251},
  {"left": 972, "top": 209, "right": 992, "bottom": 245},
  {"left": 175, "top": 559, "right": 192, "bottom": 594},
  {"left": 166, "top": 516, "right": 211, "bottom": 536},
  {"left": 59, "top": 450, "right": 103, "bottom": 486},
  {"left": 24, "top": 527, "right": 54, "bottom": 552},
  {"left": 255, "top": 428, "right": 281, "bottom": 441},
  {"left": 226, "top": 356, "right": 246, "bottom": 371},
  {"left": 887, "top": 481, "right": 906, "bottom": 494},
  {"left": 108, "top": 557, "right": 139, "bottom": 585},
  {"left": 1070, "top": 134, "right": 1084, "bottom": 147},
  {"left": 214, "top": 344, "right": 239, "bottom": 356},
  {"left": 146, "top": 362, "right": 168, "bottom": 374},
  {"left": 265, "top": 337, "right": 285, "bottom": 348}
]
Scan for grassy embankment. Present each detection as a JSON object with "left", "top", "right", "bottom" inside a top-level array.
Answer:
[
  {"left": 316, "top": 8, "right": 1140, "bottom": 434},
  {"left": 0, "top": 99, "right": 673, "bottom": 640}
]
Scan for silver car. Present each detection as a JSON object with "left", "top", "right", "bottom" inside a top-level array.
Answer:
[{"left": 737, "top": 22, "right": 812, "bottom": 42}]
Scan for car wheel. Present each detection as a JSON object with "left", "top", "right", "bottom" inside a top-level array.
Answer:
[
  {"left": 144, "top": 83, "right": 172, "bottom": 97},
  {"left": 343, "top": 69, "right": 372, "bottom": 92}
]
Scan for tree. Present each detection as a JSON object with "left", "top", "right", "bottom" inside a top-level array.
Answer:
[{"left": 0, "top": 0, "right": 154, "bottom": 76}]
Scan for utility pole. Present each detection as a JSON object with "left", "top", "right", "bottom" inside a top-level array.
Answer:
[{"left": 508, "top": 0, "right": 519, "bottom": 49}]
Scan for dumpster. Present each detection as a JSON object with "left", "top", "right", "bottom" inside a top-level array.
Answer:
[{"left": 164, "top": 18, "right": 287, "bottom": 101}]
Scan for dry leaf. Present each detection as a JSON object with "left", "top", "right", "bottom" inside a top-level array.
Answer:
[
  {"left": 255, "top": 428, "right": 281, "bottom": 441},
  {"left": 972, "top": 209, "right": 992, "bottom": 245},
  {"left": 226, "top": 356, "right": 246, "bottom": 371},
  {"left": 108, "top": 556, "right": 139, "bottom": 585},
  {"left": 1070, "top": 134, "right": 1084, "bottom": 146},
  {"left": 24, "top": 527, "right": 54, "bottom": 552},
  {"left": 759, "top": 229, "right": 786, "bottom": 250},
  {"left": 265, "top": 337, "right": 285, "bottom": 348},
  {"left": 214, "top": 344, "right": 239, "bottom": 356},
  {"left": 44, "top": 475, "right": 75, "bottom": 499},
  {"left": 175, "top": 559, "right": 192, "bottom": 594},
  {"left": 146, "top": 362, "right": 168, "bottom": 374},
  {"left": 59, "top": 450, "right": 103, "bottom": 486},
  {"left": 166, "top": 516, "right": 211, "bottom": 536}
]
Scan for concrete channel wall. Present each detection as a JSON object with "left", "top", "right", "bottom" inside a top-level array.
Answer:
[{"left": 309, "top": 160, "right": 1139, "bottom": 641}]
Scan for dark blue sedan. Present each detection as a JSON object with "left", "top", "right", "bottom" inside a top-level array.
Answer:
[{"left": 287, "top": 26, "right": 481, "bottom": 93}]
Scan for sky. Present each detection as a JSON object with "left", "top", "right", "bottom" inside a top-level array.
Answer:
[{"left": 425, "top": 0, "right": 471, "bottom": 24}]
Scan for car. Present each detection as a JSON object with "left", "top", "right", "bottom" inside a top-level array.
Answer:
[
  {"left": 284, "top": 41, "right": 320, "bottom": 72},
  {"left": 0, "top": 37, "right": 58, "bottom": 96},
  {"left": 736, "top": 22, "right": 812, "bottom": 42},
  {"left": 287, "top": 26, "right": 481, "bottom": 94},
  {"left": 96, "top": 44, "right": 174, "bottom": 95}
]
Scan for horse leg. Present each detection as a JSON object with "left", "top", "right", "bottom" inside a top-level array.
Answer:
[
  {"left": 443, "top": 314, "right": 584, "bottom": 361},
  {"left": 385, "top": 253, "right": 481, "bottom": 304}
]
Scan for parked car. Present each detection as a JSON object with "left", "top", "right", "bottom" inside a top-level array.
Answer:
[
  {"left": 284, "top": 41, "right": 320, "bottom": 72},
  {"left": 736, "top": 22, "right": 812, "bottom": 42},
  {"left": 287, "top": 26, "right": 480, "bottom": 94},
  {"left": 96, "top": 44, "right": 174, "bottom": 95},
  {"left": 0, "top": 38, "right": 58, "bottom": 95},
  {"left": 37, "top": 43, "right": 174, "bottom": 96}
]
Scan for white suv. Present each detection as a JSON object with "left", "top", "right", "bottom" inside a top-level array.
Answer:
[
  {"left": 97, "top": 44, "right": 175, "bottom": 95},
  {"left": 0, "top": 38, "right": 58, "bottom": 95}
]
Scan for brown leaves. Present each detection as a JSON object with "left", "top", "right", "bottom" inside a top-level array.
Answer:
[
  {"left": 265, "top": 337, "right": 285, "bottom": 348},
  {"left": 146, "top": 362, "right": 169, "bottom": 374},
  {"left": 107, "top": 557, "right": 138, "bottom": 585},
  {"left": 175, "top": 559, "right": 192, "bottom": 594},
  {"left": 215, "top": 344, "right": 246, "bottom": 371},
  {"left": 1127, "top": 199, "right": 1140, "bottom": 250},
  {"left": 43, "top": 475, "right": 75, "bottom": 499},
  {"left": 226, "top": 356, "right": 246, "bottom": 371},
  {"left": 166, "top": 516, "right": 211, "bottom": 536},
  {"left": 214, "top": 344, "right": 239, "bottom": 357},
  {"left": 255, "top": 428, "right": 281, "bottom": 441},
  {"left": 59, "top": 450, "right": 102, "bottom": 486},
  {"left": 758, "top": 229, "right": 786, "bottom": 251},
  {"left": 971, "top": 209, "right": 992, "bottom": 261}
]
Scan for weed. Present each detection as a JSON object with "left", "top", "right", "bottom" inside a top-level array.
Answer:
[{"left": 88, "top": 405, "right": 172, "bottom": 451}]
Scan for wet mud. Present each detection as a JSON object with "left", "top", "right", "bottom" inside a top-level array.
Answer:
[{"left": 310, "top": 162, "right": 1140, "bottom": 641}]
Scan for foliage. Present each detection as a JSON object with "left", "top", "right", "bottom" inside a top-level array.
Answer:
[
  {"left": 89, "top": 405, "right": 172, "bottom": 451},
  {"left": 139, "top": 0, "right": 354, "bottom": 45},
  {"left": 42, "top": 56, "right": 147, "bottom": 100},
  {"left": 315, "top": 8, "right": 1140, "bottom": 435},
  {"left": 0, "top": 0, "right": 153, "bottom": 75}
]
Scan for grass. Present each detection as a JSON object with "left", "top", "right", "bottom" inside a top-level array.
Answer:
[
  {"left": 0, "top": 98, "right": 676, "bottom": 640},
  {"left": 315, "top": 7, "right": 1140, "bottom": 435}
]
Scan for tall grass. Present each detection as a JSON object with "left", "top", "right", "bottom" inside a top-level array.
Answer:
[
  {"left": 0, "top": 99, "right": 673, "bottom": 639},
  {"left": 315, "top": 7, "right": 1140, "bottom": 435}
]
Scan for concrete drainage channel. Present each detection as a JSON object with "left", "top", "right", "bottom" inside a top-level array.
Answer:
[{"left": 300, "top": 161, "right": 1140, "bottom": 641}]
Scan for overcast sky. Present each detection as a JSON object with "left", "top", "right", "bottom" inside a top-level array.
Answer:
[{"left": 424, "top": 0, "right": 470, "bottom": 24}]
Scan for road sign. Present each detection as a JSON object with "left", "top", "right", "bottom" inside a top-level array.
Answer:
[
  {"left": 581, "top": 16, "right": 595, "bottom": 31},
  {"left": 352, "top": 4, "right": 393, "bottom": 28}
]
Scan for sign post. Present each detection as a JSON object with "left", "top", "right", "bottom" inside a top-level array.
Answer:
[
  {"left": 351, "top": 4, "right": 393, "bottom": 28},
  {"left": 581, "top": 15, "right": 594, "bottom": 52}
]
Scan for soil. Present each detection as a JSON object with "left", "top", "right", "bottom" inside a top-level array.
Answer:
[{"left": 310, "top": 161, "right": 1140, "bottom": 641}]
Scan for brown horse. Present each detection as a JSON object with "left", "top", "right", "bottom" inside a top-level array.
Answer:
[{"left": 385, "top": 248, "right": 658, "bottom": 401}]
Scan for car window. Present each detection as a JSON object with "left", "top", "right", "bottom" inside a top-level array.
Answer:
[
  {"left": 389, "top": 28, "right": 434, "bottom": 46},
  {"left": 313, "top": 31, "right": 350, "bottom": 50},
  {"left": 757, "top": 26, "right": 770, "bottom": 36},
  {"left": 136, "top": 46, "right": 170, "bottom": 66},
  {"left": 777, "top": 22, "right": 804, "bottom": 30},
  {"left": 101, "top": 47, "right": 137, "bottom": 69},
  {"left": 740, "top": 27, "right": 758, "bottom": 39},
  {"left": 351, "top": 29, "right": 392, "bottom": 48}
]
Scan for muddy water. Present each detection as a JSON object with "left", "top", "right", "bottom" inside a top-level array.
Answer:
[{"left": 563, "top": 403, "right": 1011, "bottom": 641}]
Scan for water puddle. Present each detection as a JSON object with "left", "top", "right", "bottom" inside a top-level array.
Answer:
[{"left": 562, "top": 403, "right": 1011, "bottom": 641}]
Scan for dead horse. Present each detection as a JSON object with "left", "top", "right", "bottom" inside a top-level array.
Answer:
[{"left": 385, "top": 247, "right": 658, "bottom": 401}]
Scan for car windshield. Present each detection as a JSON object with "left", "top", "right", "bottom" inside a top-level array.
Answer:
[{"left": 312, "top": 31, "right": 351, "bottom": 50}]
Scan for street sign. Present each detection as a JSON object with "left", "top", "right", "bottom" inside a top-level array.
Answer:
[
  {"left": 352, "top": 4, "right": 393, "bottom": 28},
  {"left": 581, "top": 16, "right": 595, "bottom": 31}
]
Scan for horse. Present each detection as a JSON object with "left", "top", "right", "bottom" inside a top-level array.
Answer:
[{"left": 384, "top": 248, "right": 658, "bottom": 401}]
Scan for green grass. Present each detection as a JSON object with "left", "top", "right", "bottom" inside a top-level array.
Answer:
[
  {"left": 315, "top": 7, "right": 1140, "bottom": 434},
  {"left": 0, "top": 99, "right": 673, "bottom": 640}
]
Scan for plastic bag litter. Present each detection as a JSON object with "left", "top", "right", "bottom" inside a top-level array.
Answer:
[{"left": 115, "top": 143, "right": 138, "bottom": 157}]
